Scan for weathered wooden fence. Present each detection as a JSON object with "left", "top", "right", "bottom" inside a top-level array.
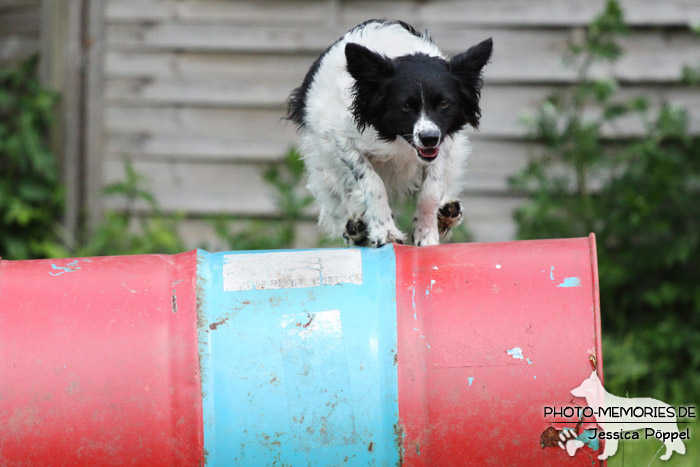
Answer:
[
  {"left": 0, "top": 1, "right": 38, "bottom": 64},
  {"left": 3, "top": 0, "right": 700, "bottom": 244}
]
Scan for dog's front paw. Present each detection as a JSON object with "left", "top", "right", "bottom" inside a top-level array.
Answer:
[
  {"left": 343, "top": 219, "right": 369, "bottom": 247},
  {"left": 413, "top": 227, "right": 440, "bottom": 247},
  {"left": 437, "top": 201, "right": 463, "bottom": 237},
  {"left": 368, "top": 223, "right": 406, "bottom": 248},
  {"left": 557, "top": 429, "right": 584, "bottom": 457}
]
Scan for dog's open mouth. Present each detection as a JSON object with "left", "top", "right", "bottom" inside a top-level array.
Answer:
[
  {"left": 407, "top": 140, "right": 440, "bottom": 161},
  {"left": 418, "top": 147, "right": 439, "bottom": 159}
]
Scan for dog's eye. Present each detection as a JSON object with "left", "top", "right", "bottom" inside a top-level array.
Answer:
[
  {"left": 438, "top": 100, "right": 450, "bottom": 109},
  {"left": 400, "top": 103, "right": 413, "bottom": 112}
]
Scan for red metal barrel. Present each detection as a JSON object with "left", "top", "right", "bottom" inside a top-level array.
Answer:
[
  {"left": 396, "top": 235, "right": 603, "bottom": 465},
  {"left": 0, "top": 252, "right": 203, "bottom": 465},
  {"left": 0, "top": 237, "right": 603, "bottom": 465}
]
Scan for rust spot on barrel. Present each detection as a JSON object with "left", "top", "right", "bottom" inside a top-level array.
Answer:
[
  {"left": 540, "top": 426, "right": 561, "bottom": 448},
  {"left": 209, "top": 317, "right": 229, "bottom": 331},
  {"left": 394, "top": 422, "right": 405, "bottom": 465},
  {"left": 589, "top": 354, "right": 597, "bottom": 371},
  {"left": 171, "top": 290, "right": 178, "bottom": 313},
  {"left": 301, "top": 314, "right": 314, "bottom": 328},
  {"left": 195, "top": 257, "right": 208, "bottom": 331},
  {"left": 196, "top": 255, "right": 208, "bottom": 386}
]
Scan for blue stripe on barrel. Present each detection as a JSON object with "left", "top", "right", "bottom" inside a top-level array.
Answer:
[{"left": 196, "top": 246, "right": 400, "bottom": 465}]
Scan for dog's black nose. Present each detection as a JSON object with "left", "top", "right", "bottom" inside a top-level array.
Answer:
[{"left": 418, "top": 131, "right": 440, "bottom": 148}]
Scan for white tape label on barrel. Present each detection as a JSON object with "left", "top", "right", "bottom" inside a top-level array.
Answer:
[{"left": 222, "top": 249, "right": 363, "bottom": 291}]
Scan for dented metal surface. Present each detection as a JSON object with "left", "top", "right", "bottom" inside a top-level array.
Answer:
[{"left": 196, "top": 247, "right": 400, "bottom": 465}]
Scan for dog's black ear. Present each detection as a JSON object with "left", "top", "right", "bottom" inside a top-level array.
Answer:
[
  {"left": 449, "top": 38, "right": 493, "bottom": 129},
  {"left": 345, "top": 43, "right": 394, "bottom": 132},
  {"left": 345, "top": 43, "right": 395, "bottom": 84}
]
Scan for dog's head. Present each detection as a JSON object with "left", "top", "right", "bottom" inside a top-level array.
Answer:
[
  {"left": 571, "top": 371, "right": 604, "bottom": 404},
  {"left": 345, "top": 38, "right": 492, "bottom": 162}
]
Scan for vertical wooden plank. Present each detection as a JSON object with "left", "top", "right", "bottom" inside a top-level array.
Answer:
[
  {"left": 38, "top": 0, "right": 85, "bottom": 239},
  {"left": 84, "top": 0, "right": 105, "bottom": 228},
  {"left": 0, "top": 1, "right": 40, "bottom": 65},
  {"left": 37, "top": 0, "right": 53, "bottom": 84}
]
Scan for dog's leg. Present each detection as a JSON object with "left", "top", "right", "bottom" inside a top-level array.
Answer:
[
  {"left": 434, "top": 133, "right": 470, "bottom": 240},
  {"left": 660, "top": 433, "right": 686, "bottom": 460},
  {"left": 598, "top": 435, "right": 618, "bottom": 460},
  {"left": 660, "top": 443, "right": 672, "bottom": 461},
  {"left": 413, "top": 160, "right": 445, "bottom": 246},
  {"left": 336, "top": 143, "right": 406, "bottom": 247},
  {"left": 437, "top": 200, "right": 463, "bottom": 237},
  {"left": 306, "top": 164, "right": 351, "bottom": 240},
  {"left": 670, "top": 436, "right": 686, "bottom": 456},
  {"left": 343, "top": 218, "right": 369, "bottom": 246}
]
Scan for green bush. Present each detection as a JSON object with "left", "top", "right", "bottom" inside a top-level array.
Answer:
[
  {"left": 212, "top": 149, "right": 316, "bottom": 250},
  {"left": 0, "top": 55, "right": 314, "bottom": 257},
  {"left": 75, "top": 158, "right": 187, "bottom": 257},
  {"left": 511, "top": 0, "right": 700, "bottom": 404},
  {"left": 0, "top": 56, "right": 65, "bottom": 259}
]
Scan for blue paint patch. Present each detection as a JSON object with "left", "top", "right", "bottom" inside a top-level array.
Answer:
[
  {"left": 557, "top": 277, "right": 582, "bottom": 288},
  {"left": 197, "top": 246, "right": 400, "bottom": 466},
  {"left": 506, "top": 347, "right": 524, "bottom": 360},
  {"left": 50, "top": 264, "right": 79, "bottom": 276},
  {"left": 534, "top": 375, "right": 537, "bottom": 379},
  {"left": 526, "top": 358, "right": 533, "bottom": 365},
  {"left": 577, "top": 430, "right": 599, "bottom": 450},
  {"left": 49, "top": 259, "right": 91, "bottom": 276},
  {"left": 549, "top": 266, "right": 555, "bottom": 281},
  {"left": 468, "top": 377, "right": 474, "bottom": 386}
]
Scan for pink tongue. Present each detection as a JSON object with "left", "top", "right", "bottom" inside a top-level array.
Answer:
[{"left": 419, "top": 147, "right": 439, "bottom": 158}]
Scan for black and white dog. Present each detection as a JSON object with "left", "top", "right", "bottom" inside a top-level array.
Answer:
[{"left": 287, "top": 20, "right": 492, "bottom": 247}]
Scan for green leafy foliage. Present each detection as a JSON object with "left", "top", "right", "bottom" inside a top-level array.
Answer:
[
  {"left": 0, "top": 56, "right": 65, "bottom": 260},
  {"left": 212, "top": 149, "right": 315, "bottom": 250},
  {"left": 75, "top": 159, "right": 186, "bottom": 257},
  {"left": 511, "top": 0, "right": 700, "bottom": 405}
]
